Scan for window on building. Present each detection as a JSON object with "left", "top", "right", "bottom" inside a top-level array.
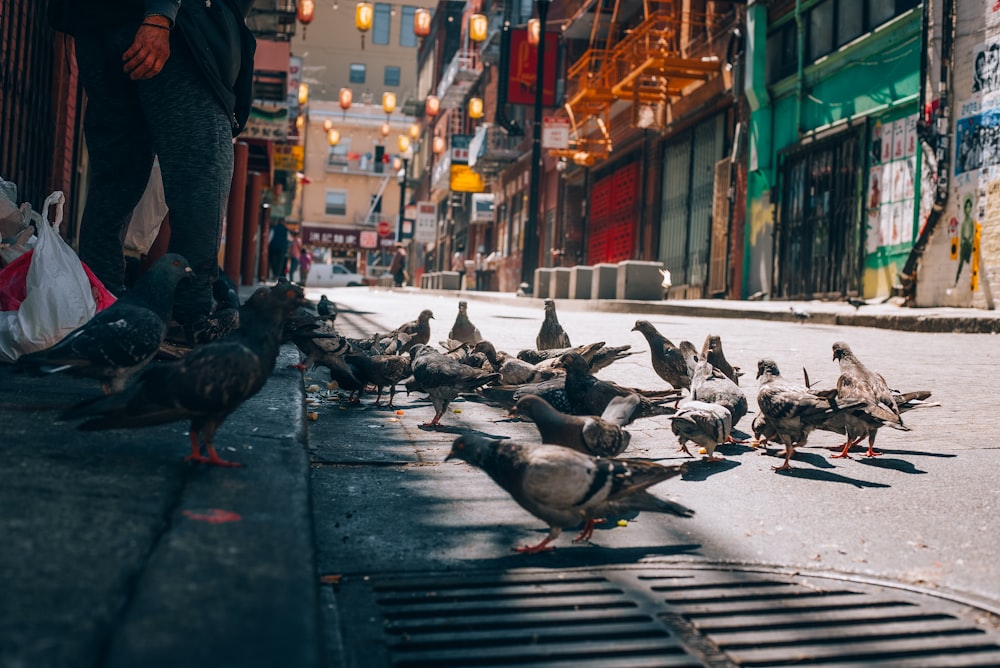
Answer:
[
  {"left": 808, "top": 0, "right": 834, "bottom": 61},
  {"left": 400, "top": 6, "right": 418, "bottom": 47},
  {"left": 327, "top": 138, "right": 351, "bottom": 169},
  {"left": 373, "top": 3, "right": 391, "bottom": 45},
  {"left": 349, "top": 63, "right": 366, "bottom": 84},
  {"left": 837, "top": 0, "right": 864, "bottom": 46},
  {"left": 767, "top": 21, "right": 797, "bottom": 84},
  {"left": 325, "top": 190, "right": 347, "bottom": 216},
  {"left": 384, "top": 65, "right": 401, "bottom": 87}
]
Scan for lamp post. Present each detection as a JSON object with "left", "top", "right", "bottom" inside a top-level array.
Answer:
[
  {"left": 396, "top": 134, "right": 413, "bottom": 264},
  {"left": 522, "top": 0, "right": 550, "bottom": 289}
]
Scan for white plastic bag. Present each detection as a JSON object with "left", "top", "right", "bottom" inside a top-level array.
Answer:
[
  {"left": 0, "top": 191, "right": 96, "bottom": 362},
  {"left": 124, "top": 157, "right": 168, "bottom": 255}
]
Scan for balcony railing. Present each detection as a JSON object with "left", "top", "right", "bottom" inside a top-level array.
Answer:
[
  {"left": 327, "top": 156, "right": 395, "bottom": 177},
  {"left": 436, "top": 49, "right": 483, "bottom": 108},
  {"left": 469, "top": 124, "right": 523, "bottom": 175}
]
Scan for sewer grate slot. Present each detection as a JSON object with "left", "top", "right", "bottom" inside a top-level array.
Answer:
[{"left": 335, "top": 567, "right": 1000, "bottom": 668}]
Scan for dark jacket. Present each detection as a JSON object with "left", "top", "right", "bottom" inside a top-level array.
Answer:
[{"left": 49, "top": 0, "right": 256, "bottom": 137}]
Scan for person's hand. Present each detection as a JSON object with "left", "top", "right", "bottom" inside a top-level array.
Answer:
[{"left": 123, "top": 17, "right": 172, "bottom": 80}]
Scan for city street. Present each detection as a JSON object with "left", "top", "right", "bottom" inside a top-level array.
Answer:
[{"left": 308, "top": 288, "right": 1000, "bottom": 666}]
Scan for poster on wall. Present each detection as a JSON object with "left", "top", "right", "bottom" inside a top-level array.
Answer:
[{"left": 867, "top": 112, "right": 919, "bottom": 253}]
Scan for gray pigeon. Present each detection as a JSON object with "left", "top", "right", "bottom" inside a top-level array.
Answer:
[
  {"left": 62, "top": 283, "right": 307, "bottom": 467},
  {"left": 669, "top": 400, "right": 733, "bottom": 461},
  {"left": 475, "top": 375, "right": 574, "bottom": 414},
  {"left": 826, "top": 341, "right": 908, "bottom": 458},
  {"left": 701, "top": 334, "right": 740, "bottom": 385},
  {"left": 474, "top": 340, "right": 557, "bottom": 385},
  {"left": 446, "top": 434, "right": 693, "bottom": 553},
  {"left": 536, "top": 298, "right": 571, "bottom": 350},
  {"left": 448, "top": 301, "right": 483, "bottom": 345},
  {"left": 379, "top": 309, "right": 433, "bottom": 354},
  {"left": 557, "top": 351, "right": 679, "bottom": 422},
  {"left": 755, "top": 358, "right": 861, "bottom": 471},
  {"left": 317, "top": 295, "right": 336, "bottom": 319},
  {"left": 511, "top": 393, "right": 639, "bottom": 457},
  {"left": 344, "top": 352, "right": 411, "bottom": 407},
  {"left": 516, "top": 341, "right": 605, "bottom": 365},
  {"left": 690, "top": 358, "right": 748, "bottom": 437},
  {"left": 631, "top": 320, "right": 692, "bottom": 391},
  {"left": 408, "top": 344, "right": 500, "bottom": 426},
  {"left": 16, "top": 253, "right": 192, "bottom": 393}
]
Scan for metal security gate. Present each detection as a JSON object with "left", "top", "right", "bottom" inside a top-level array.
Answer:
[
  {"left": 0, "top": 1, "right": 62, "bottom": 210},
  {"left": 588, "top": 160, "right": 639, "bottom": 265},
  {"left": 776, "top": 129, "right": 863, "bottom": 299}
]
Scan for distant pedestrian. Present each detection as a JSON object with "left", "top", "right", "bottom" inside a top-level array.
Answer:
[
  {"left": 288, "top": 230, "right": 302, "bottom": 282},
  {"left": 299, "top": 245, "right": 313, "bottom": 286},
  {"left": 268, "top": 220, "right": 289, "bottom": 280},
  {"left": 389, "top": 245, "right": 407, "bottom": 287}
]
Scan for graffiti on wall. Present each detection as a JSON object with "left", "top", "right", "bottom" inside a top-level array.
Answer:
[
  {"left": 950, "top": 193, "right": 981, "bottom": 290},
  {"left": 866, "top": 114, "right": 917, "bottom": 253}
]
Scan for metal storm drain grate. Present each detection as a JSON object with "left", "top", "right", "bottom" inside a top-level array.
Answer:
[{"left": 331, "top": 566, "right": 1000, "bottom": 667}]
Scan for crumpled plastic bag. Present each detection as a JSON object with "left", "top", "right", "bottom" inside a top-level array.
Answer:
[
  {"left": 0, "top": 178, "right": 37, "bottom": 266},
  {"left": 0, "top": 191, "right": 116, "bottom": 363}
]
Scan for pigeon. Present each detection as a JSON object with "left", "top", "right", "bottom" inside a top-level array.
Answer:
[
  {"left": 475, "top": 375, "right": 575, "bottom": 414},
  {"left": 536, "top": 298, "right": 571, "bottom": 350},
  {"left": 755, "top": 358, "right": 861, "bottom": 471},
  {"left": 317, "top": 294, "right": 337, "bottom": 319},
  {"left": 827, "top": 341, "right": 907, "bottom": 458},
  {"left": 448, "top": 300, "right": 483, "bottom": 345},
  {"left": 344, "top": 352, "right": 411, "bottom": 407},
  {"left": 474, "top": 340, "right": 558, "bottom": 385},
  {"left": 408, "top": 344, "right": 500, "bottom": 426},
  {"left": 669, "top": 400, "right": 733, "bottom": 461},
  {"left": 446, "top": 434, "right": 693, "bottom": 553},
  {"left": 170, "top": 271, "right": 242, "bottom": 346},
  {"left": 517, "top": 341, "right": 605, "bottom": 367},
  {"left": 557, "top": 351, "right": 679, "bottom": 422},
  {"left": 16, "top": 253, "right": 192, "bottom": 393},
  {"left": 690, "top": 358, "right": 748, "bottom": 437},
  {"left": 378, "top": 309, "right": 433, "bottom": 354},
  {"left": 511, "top": 393, "right": 639, "bottom": 457},
  {"left": 631, "top": 320, "right": 692, "bottom": 391},
  {"left": 845, "top": 296, "right": 867, "bottom": 310},
  {"left": 701, "top": 334, "right": 740, "bottom": 385},
  {"left": 790, "top": 306, "right": 811, "bottom": 323},
  {"left": 62, "top": 283, "right": 307, "bottom": 467}
]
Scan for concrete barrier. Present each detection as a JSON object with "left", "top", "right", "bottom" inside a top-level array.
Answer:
[
  {"left": 569, "top": 266, "right": 593, "bottom": 299},
  {"left": 533, "top": 268, "right": 553, "bottom": 298},
  {"left": 616, "top": 260, "right": 665, "bottom": 300},
  {"left": 591, "top": 263, "right": 618, "bottom": 300},
  {"left": 549, "top": 267, "right": 571, "bottom": 299},
  {"left": 440, "top": 271, "right": 461, "bottom": 291}
]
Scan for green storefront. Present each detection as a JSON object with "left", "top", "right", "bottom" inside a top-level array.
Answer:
[{"left": 744, "top": 0, "right": 922, "bottom": 300}]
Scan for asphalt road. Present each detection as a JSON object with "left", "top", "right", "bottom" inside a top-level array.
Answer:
[{"left": 305, "top": 288, "right": 1000, "bottom": 612}]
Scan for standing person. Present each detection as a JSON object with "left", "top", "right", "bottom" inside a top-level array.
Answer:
[
  {"left": 299, "top": 245, "right": 313, "bottom": 287},
  {"left": 451, "top": 245, "right": 465, "bottom": 285},
  {"left": 288, "top": 230, "right": 302, "bottom": 282},
  {"left": 389, "top": 245, "right": 407, "bottom": 287},
  {"left": 474, "top": 246, "right": 487, "bottom": 291},
  {"left": 268, "top": 219, "right": 289, "bottom": 280},
  {"left": 49, "top": 0, "right": 256, "bottom": 340}
]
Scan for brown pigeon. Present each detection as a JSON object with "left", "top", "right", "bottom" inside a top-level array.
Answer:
[
  {"left": 62, "top": 284, "right": 307, "bottom": 467},
  {"left": 631, "top": 320, "right": 692, "bottom": 391},
  {"left": 536, "top": 298, "right": 571, "bottom": 350},
  {"left": 448, "top": 301, "right": 482, "bottom": 345},
  {"left": 557, "top": 351, "right": 679, "bottom": 422},
  {"left": 701, "top": 334, "right": 740, "bottom": 386},
  {"left": 511, "top": 393, "right": 639, "bottom": 457},
  {"left": 446, "top": 434, "right": 693, "bottom": 553}
]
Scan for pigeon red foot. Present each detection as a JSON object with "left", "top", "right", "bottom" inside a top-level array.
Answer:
[
  {"left": 184, "top": 432, "right": 243, "bottom": 468},
  {"left": 513, "top": 536, "right": 557, "bottom": 554},
  {"left": 573, "top": 518, "right": 604, "bottom": 543}
]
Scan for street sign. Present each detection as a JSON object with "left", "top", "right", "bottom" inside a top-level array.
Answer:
[
  {"left": 542, "top": 116, "right": 571, "bottom": 149},
  {"left": 376, "top": 220, "right": 392, "bottom": 236},
  {"left": 414, "top": 201, "right": 436, "bottom": 243}
]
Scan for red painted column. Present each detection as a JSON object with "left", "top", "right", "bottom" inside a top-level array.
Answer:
[
  {"left": 242, "top": 171, "right": 264, "bottom": 286},
  {"left": 224, "top": 142, "right": 248, "bottom": 286}
]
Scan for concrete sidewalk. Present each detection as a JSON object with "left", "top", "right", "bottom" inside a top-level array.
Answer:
[
  {"left": 407, "top": 286, "right": 1000, "bottom": 333},
  {"left": 2, "top": 285, "right": 997, "bottom": 668}
]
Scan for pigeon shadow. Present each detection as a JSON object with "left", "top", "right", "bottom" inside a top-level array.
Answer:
[
  {"left": 878, "top": 448, "right": 957, "bottom": 459},
  {"left": 857, "top": 457, "right": 927, "bottom": 474},
  {"left": 774, "top": 467, "right": 891, "bottom": 488},
  {"left": 718, "top": 442, "right": 756, "bottom": 457},
  {"left": 418, "top": 425, "right": 511, "bottom": 441},
  {"left": 463, "top": 542, "right": 704, "bottom": 571},
  {"left": 765, "top": 448, "right": 837, "bottom": 470},
  {"left": 681, "top": 459, "right": 741, "bottom": 481}
]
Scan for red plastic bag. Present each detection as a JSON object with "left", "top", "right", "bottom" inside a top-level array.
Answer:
[{"left": 0, "top": 249, "right": 116, "bottom": 312}]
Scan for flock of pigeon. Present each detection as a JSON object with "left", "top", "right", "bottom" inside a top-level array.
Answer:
[
  {"left": 290, "top": 295, "right": 937, "bottom": 553},
  {"left": 9, "top": 256, "right": 937, "bottom": 553}
]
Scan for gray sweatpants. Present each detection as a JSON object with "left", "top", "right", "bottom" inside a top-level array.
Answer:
[{"left": 74, "top": 24, "right": 234, "bottom": 323}]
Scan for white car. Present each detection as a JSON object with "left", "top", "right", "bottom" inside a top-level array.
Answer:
[{"left": 307, "top": 262, "right": 367, "bottom": 287}]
